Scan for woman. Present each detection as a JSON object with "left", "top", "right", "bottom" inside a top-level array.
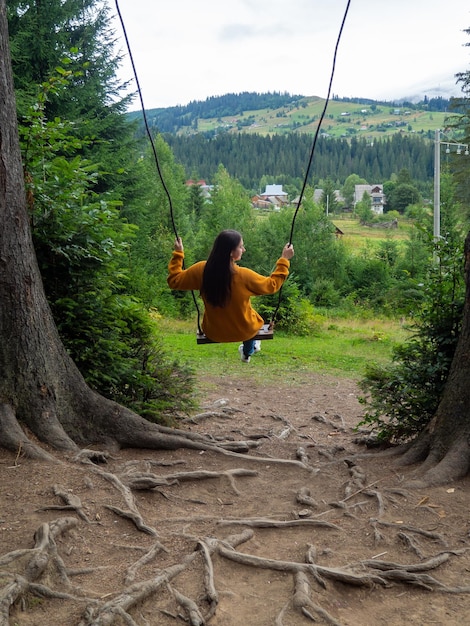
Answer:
[{"left": 167, "top": 230, "right": 294, "bottom": 362}]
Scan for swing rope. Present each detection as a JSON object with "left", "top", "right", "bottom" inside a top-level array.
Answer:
[
  {"left": 114, "top": 0, "right": 204, "bottom": 333},
  {"left": 269, "top": 0, "right": 351, "bottom": 328},
  {"left": 115, "top": 0, "right": 351, "bottom": 337}
]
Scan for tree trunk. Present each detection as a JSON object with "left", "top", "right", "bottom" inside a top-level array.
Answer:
[
  {"left": 0, "top": 0, "right": 233, "bottom": 459},
  {"left": 396, "top": 230, "right": 470, "bottom": 486}
]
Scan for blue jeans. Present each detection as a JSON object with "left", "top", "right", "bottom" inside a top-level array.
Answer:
[{"left": 242, "top": 338, "right": 256, "bottom": 357}]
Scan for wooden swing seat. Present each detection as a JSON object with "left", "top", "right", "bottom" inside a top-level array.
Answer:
[{"left": 196, "top": 323, "right": 274, "bottom": 345}]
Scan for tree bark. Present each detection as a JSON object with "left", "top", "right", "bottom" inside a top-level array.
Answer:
[
  {"left": 0, "top": 0, "right": 234, "bottom": 458},
  {"left": 397, "top": 230, "right": 470, "bottom": 485}
]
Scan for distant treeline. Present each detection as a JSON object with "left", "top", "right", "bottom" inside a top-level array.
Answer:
[
  {"left": 128, "top": 92, "right": 452, "bottom": 135},
  {"left": 164, "top": 132, "right": 434, "bottom": 191},
  {"left": 129, "top": 92, "right": 304, "bottom": 133},
  {"left": 332, "top": 94, "right": 452, "bottom": 112}
]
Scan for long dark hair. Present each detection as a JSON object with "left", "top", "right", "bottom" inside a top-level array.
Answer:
[{"left": 201, "top": 230, "right": 242, "bottom": 307}]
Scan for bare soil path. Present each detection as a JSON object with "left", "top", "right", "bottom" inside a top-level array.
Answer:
[{"left": 1, "top": 371, "right": 469, "bottom": 625}]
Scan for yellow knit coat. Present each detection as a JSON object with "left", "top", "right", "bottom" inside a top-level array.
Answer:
[{"left": 167, "top": 250, "right": 290, "bottom": 342}]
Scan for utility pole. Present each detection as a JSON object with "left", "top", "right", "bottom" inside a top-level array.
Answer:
[
  {"left": 433, "top": 129, "right": 440, "bottom": 241},
  {"left": 433, "top": 129, "right": 468, "bottom": 243}
]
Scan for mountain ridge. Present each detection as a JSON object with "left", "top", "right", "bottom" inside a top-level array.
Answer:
[{"left": 128, "top": 92, "right": 457, "bottom": 141}]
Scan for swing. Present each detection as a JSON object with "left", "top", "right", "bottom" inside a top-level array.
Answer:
[
  {"left": 115, "top": 0, "right": 351, "bottom": 346},
  {"left": 196, "top": 323, "right": 274, "bottom": 345}
]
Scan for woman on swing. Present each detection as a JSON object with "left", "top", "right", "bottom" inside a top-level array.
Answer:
[{"left": 168, "top": 230, "right": 294, "bottom": 362}]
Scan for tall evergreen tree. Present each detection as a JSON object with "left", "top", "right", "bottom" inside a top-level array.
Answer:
[
  {"left": 8, "top": 0, "right": 137, "bottom": 197},
  {"left": 319, "top": 178, "right": 340, "bottom": 214},
  {"left": 8, "top": 0, "right": 129, "bottom": 118}
]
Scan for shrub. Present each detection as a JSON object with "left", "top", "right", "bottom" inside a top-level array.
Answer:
[
  {"left": 357, "top": 236, "right": 465, "bottom": 442},
  {"left": 254, "top": 279, "right": 324, "bottom": 336}
]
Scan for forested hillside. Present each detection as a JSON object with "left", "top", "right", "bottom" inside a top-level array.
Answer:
[
  {"left": 128, "top": 92, "right": 452, "bottom": 134},
  {"left": 164, "top": 132, "right": 434, "bottom": 192},
  {"left": 126, "top": 92, "right": 304, "bottom": 132},
  {"left": 127, "top": 92, "right": 457, "bottom": 191}
]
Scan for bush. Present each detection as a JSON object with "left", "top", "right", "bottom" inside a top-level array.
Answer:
[
  {"left": 254, "top": 279, "right": 324, "bottom": 336},
  {"left": 56, "top": 295, "right": 196, "bottom": 423},
  {"left": 357, "top": 237, "right": 465, "bottom": 442},
  {"left": 309, "top": 278, "right": 342, "bottom": 308}
]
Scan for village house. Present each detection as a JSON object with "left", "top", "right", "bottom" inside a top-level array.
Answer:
[
  {"left": 354, "top": 184, "right": 386, "bottom": 214},
  {"left": 312, "top": 188, "right": 345, "bottom": 208},
  {"left": 252, "top": 184, "right": 290, "bottom": 210},
  {"left": 185, "top": 179, "right": 213, "bottom": 199}
]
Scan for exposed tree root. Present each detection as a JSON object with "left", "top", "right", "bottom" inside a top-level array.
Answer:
[
  {"left": 398, "top": 531, "right": 427, "bottom": 558},
  {"left": 0, "top": 397, "right": 468, "bottom": 625},
  {"left": 197, "top": 540, "right": 218, "bottom": 619},
  {"left": 124, "top": 542, "right": 170, "bottom": 585},
  {"left": 167, "top": 583, "right": 205, "bottom": 625},
  {"left": 217, "top": 517, "right": 342, "bottom": 531},
  {"left": 217, "top": 544, "right": 387, "bottom": 586},
  {"left": 0, "top": 516, "right": 98, "bottom": 626},
  {"left": 0, "top": 404, "right": 56, "bottom": 462},
  {"left": 371, "top": 519, "right": 448, "bottom": 547},
  {"left": 37, "top": 484, "right": 94, "bottom": 523},
  {"left": 76, "top": 458, "right": 159, "bottom": 535},
  {"left": 183, "top": 399, "right": 242, "bottom": 424},
  {"left": 1, "top": 460, "right": 469, "bottom": 626},
  {"left": 78, "top": 531, "right": 252, "bottom": 626},
  {"left": 292, "top": 570, "right": 343, "bottom": 625},
  {"left": 296, "top": 487, "right": 319, "bottom": 509},
  {"left": 122, "top": 468, "right": 258, "bottom": 496}
]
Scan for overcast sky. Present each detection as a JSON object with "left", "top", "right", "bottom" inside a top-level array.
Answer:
[{"left": 112, "top": 0, "right": 470, "bottom": 110}]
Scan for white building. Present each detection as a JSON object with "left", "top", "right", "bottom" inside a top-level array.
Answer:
[
  {"left": 354, "top": 184, "right": 386, "bottom": 215},
  {"left": 253, "top": 184, "right": 289, "bottom": 210}
]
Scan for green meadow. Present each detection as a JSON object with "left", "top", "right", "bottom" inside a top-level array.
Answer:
[
  {"left": 161, "top": 216, "right": 418, "bottom": 390},
  {"left": 160, "top": 316, "right": 408, "bottom": 389},
  {"left": 332, "top": 216, "right": 416, "bottom": 254}
]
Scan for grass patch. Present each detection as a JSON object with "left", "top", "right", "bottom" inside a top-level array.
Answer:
[{"left": 160, "top": 316, "right": 409, "bottom": 387}]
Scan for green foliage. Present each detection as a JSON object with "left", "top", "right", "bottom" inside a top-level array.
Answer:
[
  {"left": 387, "top": 183, "right": 421, "bottom": 213},
  {"left": 123, "top": 134, "right": 189, "bottom": 311},
  {"left": 9, "top": 0, "right": 138, "bottom": 206},
  {"left": 355, "top": 191, "right": 374, "bottom": 224},
  {"left": 345, "top": 252, "right": 391, "bottom": 309},
  {"left": 309, "top": 278, "right": 343, "bottom": 308},
  {"left": 254, "top": 279, "right": 323, "bottom": 336},
  {"left": 319, "top": 178, "right": 340, "bottom": 213},
  {"left": 20, "top": 75, "right": 195, "bottom": 421},
  {"left": 342, "top": 173, "right": 367, "bottom": 208},
  {"left": 194, "top": 165, "right": 256, "bottom": 259},
  {"left": 394, "top": 224, "right": 430, "bottom": 279},
  {"left": 358, "top": 235, "right": 465, "bottom": 442},
  {"left": 376, "top": 238, "right": 399, "bottom": 268},
  {"left": 251, "top": 191, "right": 350, "bottom": 303},
  {"left": 449, "top": 65, "right": 470, "bottom": 214},
  {"left": 14, "top": 0, "right": 470, "bottom": 435},
  {"left": 8, "top": 0, "right": 130, "bottom": 119},
  {"left": 355, "top": 36, "right": 470, "bottom": 442}
]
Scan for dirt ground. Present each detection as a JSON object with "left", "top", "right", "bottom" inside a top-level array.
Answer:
[{"left": 1, "top": 370, "right": 470, "bottom": 626}]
